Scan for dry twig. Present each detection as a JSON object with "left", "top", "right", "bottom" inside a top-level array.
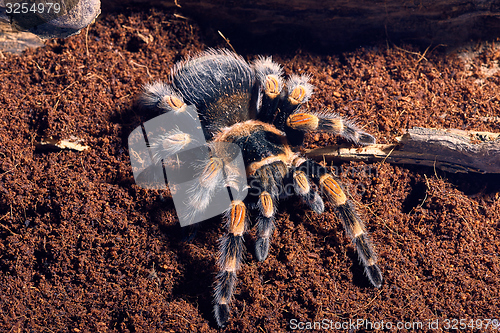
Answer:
[{"left": 306, "top": 127, "right": 500, "bottom": 174}]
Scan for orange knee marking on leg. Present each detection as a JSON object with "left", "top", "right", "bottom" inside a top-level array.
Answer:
[
  {"left": 293, "top": 171, "right": 310, "bottom": 195},
  {"left": 265, "top": 75, "right": 281, "bottom": 98},
  {"left": 161, "top": 95, "right": 186, "bottom": 113},
  {"left": 289, "top": 85, "right": 307, "bottom": 105},
  {"left": 200, "top": 157, "right": 223, "bottom": 187},
  {"left": 259, "top": 192, "right": 274, "bottom": 218},
  {"left": 286, "top": 113, "right": 319, "bottom": 130},
  {"left": 229, "top": 201, "right": 246, "bottom": 236},
  {"left": 320, "top": 175, "right": 347, "bottom": 205},
  {"left": 167, "top": 95, "right": 185, "bottom": 110}
]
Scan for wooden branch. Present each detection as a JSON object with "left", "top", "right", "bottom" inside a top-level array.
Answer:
[
  {"left": 150, "top": 0, "right": 500, "bottom": 50},
  {"left": 306, "top": 127, "right": 500, "bottom": 174},
  {"left": 35, "top": 136, "right": 89, "bottom": 152}
]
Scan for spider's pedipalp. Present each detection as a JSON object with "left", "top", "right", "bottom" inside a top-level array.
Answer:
[
  {"left": 253, "top": 56, "right": 284, "bottom": 123},
  {"left": 140, "top": 81, "right": 188, "bottom": 114},
  {"left": 304, "top": 190, "right": 325, "bottom": 214},
  {"left": 214, "top": 200, "right": 248, "bottom": 327},
  {"left": 254, "top": 189, "right": 276, "bottom": 261},
  {"left": 286, "top": 111, "right": 376, "bottom": 146},
  {"left": 293, "top": 170, "right": 310, "bottom": 195},
  {"left": 259, "top": 191, "right": 275, "bottom": 218},
  {"left": 274, "top": 75, "right": 314, "bottom": 131}
]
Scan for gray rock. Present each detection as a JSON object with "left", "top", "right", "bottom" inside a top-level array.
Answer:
[{"left": 0, "top": 0, "right": 100, "bottom": 39}]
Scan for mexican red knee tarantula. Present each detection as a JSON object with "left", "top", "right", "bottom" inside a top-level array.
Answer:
[{"left": 139, "top": 49, "right": 382, "bottom": 327}]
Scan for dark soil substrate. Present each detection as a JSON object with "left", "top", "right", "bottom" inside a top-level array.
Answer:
[{"left": 1, "top": 7, "right": 500, "bottom": 333}]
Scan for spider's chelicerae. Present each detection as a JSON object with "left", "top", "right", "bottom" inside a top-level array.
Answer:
[{"left": 140, "top": 49, "right": 383, "bottom": 327}]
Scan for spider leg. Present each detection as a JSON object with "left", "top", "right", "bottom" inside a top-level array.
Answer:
[
  {"left": 296, "top": 159, "right": 383, "bottom": 288},
  {"left": 253, "top": 56, "right": 284, "bottom": 123},
  {"left": 140, "top": 81, "right": 188, "bottom": 114},
  {"left": 274, "top": 75, "right": 313, "bottom": 129},
  {"left": 287, "top": 159, "right": 325, "bottom": 214},
  {"left": 185, "top": 154, "right": 226, "bottom": 213},
  {"left": 149, "top": 128, "right": 197, "bottom": 164},
  {"left": 286, "top": 111, "right": 376, "bottom": 145},
  {"left": 139, "top": 81, "right": 204, "bottom": 165},
  {"left": 248, "top": 161, "right": 288, "bottom": 261},
  {"left": 183, "top": 140, "right": 248, "bottom": 224},
  {"left": 248, "top": 176, "right": 276, "bottom": 262},
  {"left": 213, "top": 200, "right": 248, "bottom": 328},
  {"left": 166, "top": 141, "right": 248, "bottom": 327}
]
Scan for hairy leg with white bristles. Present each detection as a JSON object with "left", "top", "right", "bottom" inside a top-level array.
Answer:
[
  {"left": 249, "top": 161, "right": 288, "bottom": 261},
  {"left": 290, "top": 168, "right": 325, "bottom": 214},
  {"left": 213, "top": 200, "right": 248, "bottom": 328},
  {"left": 286, "top": 111, "right": 376, "bottom": 145},
  {"left": 182, "top": 154, "right": 227, "bottom": 224},
  {"left": 274, "top": 75, "right": 314, "bottom": 132},
  {"left": 248, "top": 176, "right": 277, "bottom": 262},
  {"left": 253, "top": 56, "right": 284, "bottom": 123},
  {"left": 140, "top": 81, "right": 188, "bottom": 114},
  {"left": 149, "top": 128, "right": 197, "bottom": 164},
  {"left": 180, "top": 140, "right": 248, "bottom": 225},
  {"left": 140, "top": 80, "right": 203, "bottom": 167},
  {"left": 296, "top": 159, "right": 383, "bottom": 288}
]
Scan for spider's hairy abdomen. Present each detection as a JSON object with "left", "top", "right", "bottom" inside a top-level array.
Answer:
[{"left": 171, "top": 50, "right": 256, "bottom": 138}]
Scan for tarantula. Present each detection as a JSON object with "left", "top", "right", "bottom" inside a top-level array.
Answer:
[{"left": 139, "top": 49, "right": 383, "bottom": 327}]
